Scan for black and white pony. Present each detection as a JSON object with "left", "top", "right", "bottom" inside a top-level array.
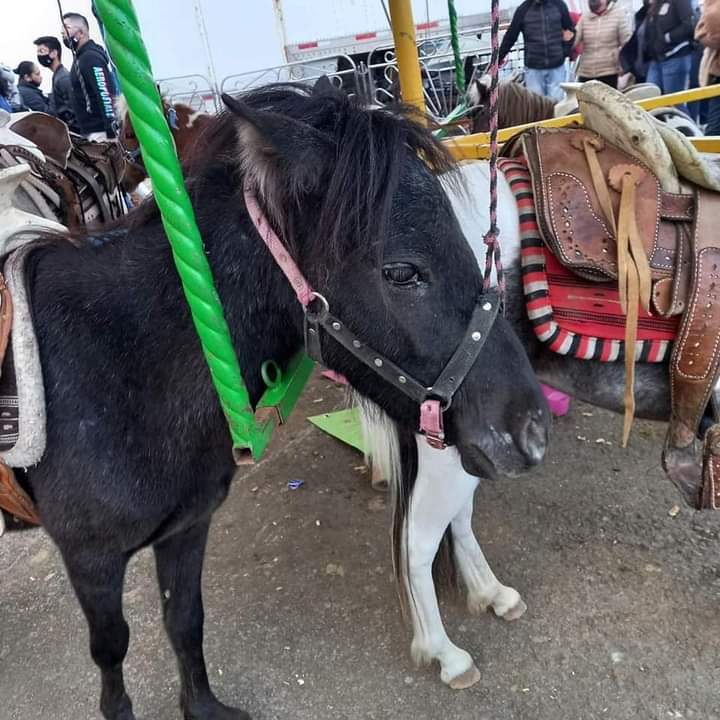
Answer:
[
  {"left": 364, "top": 159, "right": 676, "bottom": 688},
  {"left": 9, "top": 85, "right": 550, "bottom": 719}
]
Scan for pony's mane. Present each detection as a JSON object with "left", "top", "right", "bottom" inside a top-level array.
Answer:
[
  {"left": 199, "top": 84, "right": 457, "bottom": 263},
  {"left": 468, "top": 80, "right": 555, "bottom": 128},
  {"left": 121, "top": 85, "right": 453, "bottom": 258}
]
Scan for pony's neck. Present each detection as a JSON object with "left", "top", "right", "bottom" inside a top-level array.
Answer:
[
  {"left": 177, "top": 176, "right": 307, "bottom": 403},
  {"left": 49, "top": 179, "right": 305, "bottom": 408},
  {"left": 445, "top": 161, "right": 528, "bottom": 332}
]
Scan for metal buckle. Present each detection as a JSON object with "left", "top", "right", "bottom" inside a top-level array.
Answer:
[
  {"left": 424, "top": 431, "right": 447, "bottom": 450},
  {"left": 304, "top": 292, "right": 330, "bottom": 322}
]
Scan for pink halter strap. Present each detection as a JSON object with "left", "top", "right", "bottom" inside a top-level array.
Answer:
[{"left": 243, "top": 187, "right": 316, "bottom": 307}]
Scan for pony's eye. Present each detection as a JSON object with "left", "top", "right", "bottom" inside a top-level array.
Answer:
[{"left": 383, "top": 263, "right": 420, "bottom": 286}]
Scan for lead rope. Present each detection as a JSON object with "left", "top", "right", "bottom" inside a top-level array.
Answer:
[{"left": 483, "top": 0, "right": 504, "bottom": 297}]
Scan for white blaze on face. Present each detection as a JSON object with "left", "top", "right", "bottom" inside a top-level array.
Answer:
[{"left": 441, "top": 161, "right": 522, "bottom": 288}]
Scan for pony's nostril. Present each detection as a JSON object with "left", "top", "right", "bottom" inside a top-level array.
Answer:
[{"left": 518, "top": 412, "right": 548, "bottom": 466}]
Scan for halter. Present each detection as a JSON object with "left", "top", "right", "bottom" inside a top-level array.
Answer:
[
  {"left": 243, "top": 187, "right": 500, "bottom": 449},
  {"left": 118, "top": 105, "right": 180, "bottom": 169}
]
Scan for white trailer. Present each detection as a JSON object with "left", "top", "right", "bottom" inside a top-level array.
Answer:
[{"left": 130, "top": 1, "right": 524, "bottom": 110}]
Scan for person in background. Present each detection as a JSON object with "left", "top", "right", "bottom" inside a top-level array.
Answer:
[
  {"left": 34, "top": 35, "right": 76, "bottom": 128},
  {"left": 696, "top": 0, "right": 720, "bottom": 133},
  {"left": 574, "top": 0, "right": 632, "bottom": 88},
  {"left": 499, "top": 0, "right": 577, "bottom": 101},
  {"left": 13, "top": 61, "right": 50, "bottom": 113},
  {"left": 0, "top": 62, "right": 23, "bottom": 110},
  {"left": 644, "top": 0, "right": 696, "bottom": 96},
  {"left": 619, "top": 0, "right": 651, "bottom": 84},
  {"left": 62, "top": 11, "right": 117, "bottom": 140},
  {"left": 0, "top": 74, "right": 12, "bottom": 113}
]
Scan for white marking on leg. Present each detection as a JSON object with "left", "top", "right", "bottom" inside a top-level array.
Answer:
[
  {"left": 406, "top": 439, "right": 481, "bottom": 687},
  {"left": 451, "top": 494, "right": 526, "bottom": 621}
]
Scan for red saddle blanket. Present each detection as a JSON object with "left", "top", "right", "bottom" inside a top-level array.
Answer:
[{"left": 499, "top": 157, "right": 680, "bottom": 362}]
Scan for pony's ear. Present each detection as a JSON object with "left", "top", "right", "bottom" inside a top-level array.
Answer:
[
  {"left": 466, "top": 76, "right": 490, "bottom": 106},
  {"left": 221, "top": 92, "right": 334, "bottom": 218},
  {"left": 463, "top": 55, "right": 476, "bottom": 86},
  {"left": 312, "top": 75, "right": 336, "bottom": 96}
]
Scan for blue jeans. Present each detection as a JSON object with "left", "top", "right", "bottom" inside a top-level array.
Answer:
[
  {"left": 706, "top": 80, "right": 720, "bottom": 135},
  {"left": 646, "top": 54, "right": 692, "bottom": 113},
  {"left": 525, "top": 64, "right": 566, "bottom": 101}
]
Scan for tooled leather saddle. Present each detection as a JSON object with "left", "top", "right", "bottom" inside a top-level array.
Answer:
[{"left": 518, "top": 126, "right": 720, "bottom": 510}]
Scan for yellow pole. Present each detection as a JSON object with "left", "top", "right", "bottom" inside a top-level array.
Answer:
[{"left": 388, "top": 0, "right": 426, "bottom": 115}]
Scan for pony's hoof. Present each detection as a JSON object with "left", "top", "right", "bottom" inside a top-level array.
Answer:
[
  {"left": 468, "top": 585, "right": 526, "bottom": 621},
  {"left": 184, "top": 699, "right": 251, "bottom": 720},
  {"left": 499, "top": 596, "right": 527, "bottom": 622},
  {"left": 447, "top": 663, "right": 481, "bottom": 690},
  {"left": 101, "top": 693, "right": 135, "bottom": 720}
]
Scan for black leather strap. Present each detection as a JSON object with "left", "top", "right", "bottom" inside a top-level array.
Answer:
[
  {"left": 429, "top": 291, "right": 501, "bottom": 406},
  {"left": 304, "top": 291, "right": 500, "bottom": 408}
]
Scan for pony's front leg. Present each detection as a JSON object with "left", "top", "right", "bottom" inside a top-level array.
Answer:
[
  {"left": 154, "top": 520, "right": 249, "bottom": 720},
  {"left": 406, "top": 440, "right": 481, "bottom": 689},
  {"left": 451, "top": 495, "right": 527, "bottom": 621}
]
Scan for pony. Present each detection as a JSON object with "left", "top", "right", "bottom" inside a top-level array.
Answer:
[
  {"left": 465, "top": 77, "right": 705, "bottom": 136},
  {"left": 466, "top": 78, "right": 556, "bottom": 134},
  {"left": 366, "top": 157, "right": 688, "bottom": 688},
  {"left": 9, "top": 84, "right": 550, "bottom": 719},
  {"left": 115, "top": 95, "right": 212, "bottom": 192}
]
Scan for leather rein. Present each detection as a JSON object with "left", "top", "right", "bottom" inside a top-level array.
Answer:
[{"left": 244, "top": 187, "right": 500, "bottom": 449}]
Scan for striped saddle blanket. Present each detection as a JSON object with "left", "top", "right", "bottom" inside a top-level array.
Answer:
[{"left": 500, "top": 157, "right": 680, "bottom": 362}]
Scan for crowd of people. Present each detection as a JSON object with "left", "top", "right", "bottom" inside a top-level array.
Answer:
[
  {"left": 1, "top": 2, "right": 719, "bottom": 142},
  {"left": 499, "top": 0, "right": 712, "bottom": 127},
  {"left": 0, "top": 11, "right": 117, "bottom": 140}
]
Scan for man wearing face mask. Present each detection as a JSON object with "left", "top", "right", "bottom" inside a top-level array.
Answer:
[
  {"left": 34, "top": 36, "right": 76, "bottom": 128},
  {"left": 62, "top": 11, "right": 117, "bottom": 140}
]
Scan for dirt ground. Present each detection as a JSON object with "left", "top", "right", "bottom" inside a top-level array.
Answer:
[{"left": 1, "top": 374, "right": 719, "bottom": 720}]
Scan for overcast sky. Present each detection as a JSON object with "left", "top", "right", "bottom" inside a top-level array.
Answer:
[{"left": 6, "top": 0, "right": 628, "bottom": 95}]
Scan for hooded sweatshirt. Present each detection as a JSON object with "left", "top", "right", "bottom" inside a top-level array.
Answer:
[{"left": 69, "top": 39, "right": 117, "bottom": 136}]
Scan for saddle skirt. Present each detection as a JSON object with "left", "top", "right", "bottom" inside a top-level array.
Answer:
[{"left": 0, "top": 164, "right": 55, "bottom": 528}]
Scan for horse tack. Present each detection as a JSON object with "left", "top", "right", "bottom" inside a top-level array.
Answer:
[
  {"left": 243, "top": 187, "right": 500, "bottom": 448},
  {"left": 521, "top": 125, "right": 720, "bottom": 509},
  {"left": 0, "top": 276, "right": 39, "bottom": 526},
  {"left": 0, "top": 461, "right": 40, "bottom": 526}
]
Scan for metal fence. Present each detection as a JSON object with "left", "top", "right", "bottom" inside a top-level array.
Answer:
[{"left": 156, "top": 26, "right": 527, "bottom": 126}]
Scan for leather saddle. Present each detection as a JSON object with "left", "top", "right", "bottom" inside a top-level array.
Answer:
[{"left": 521, "top": 126, "right": 720, "bottom": 510}]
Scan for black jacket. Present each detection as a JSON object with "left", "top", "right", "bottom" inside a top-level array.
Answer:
[
  {"left": 49, "top": 65, "right": 76, "bottom": 128},
  {"left": 17, "top": 81, "right": 50, "bottom": 113},
  {"left": 643, "top": 0, "right": 695, "bottom": 61},
  {"left": 69, "top": 40, "right": 117, "bottom": 137},
  {"left": 499, "top": 0, "right": 576, "bottom": 70},
  {"left": 620, "top": 5, "right": 650, "bottom": 81}
]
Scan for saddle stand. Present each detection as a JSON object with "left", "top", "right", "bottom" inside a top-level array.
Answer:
[{"left": 521, "top": 126, "right": 720, "bottom": 510}]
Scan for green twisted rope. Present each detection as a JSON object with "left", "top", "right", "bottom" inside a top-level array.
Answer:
[
  {"left": 448, "top": 0, "right": 465, "bottom": 95},
  {"left": 93, "top": 0, "right": 258, "bottom": 455}
]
